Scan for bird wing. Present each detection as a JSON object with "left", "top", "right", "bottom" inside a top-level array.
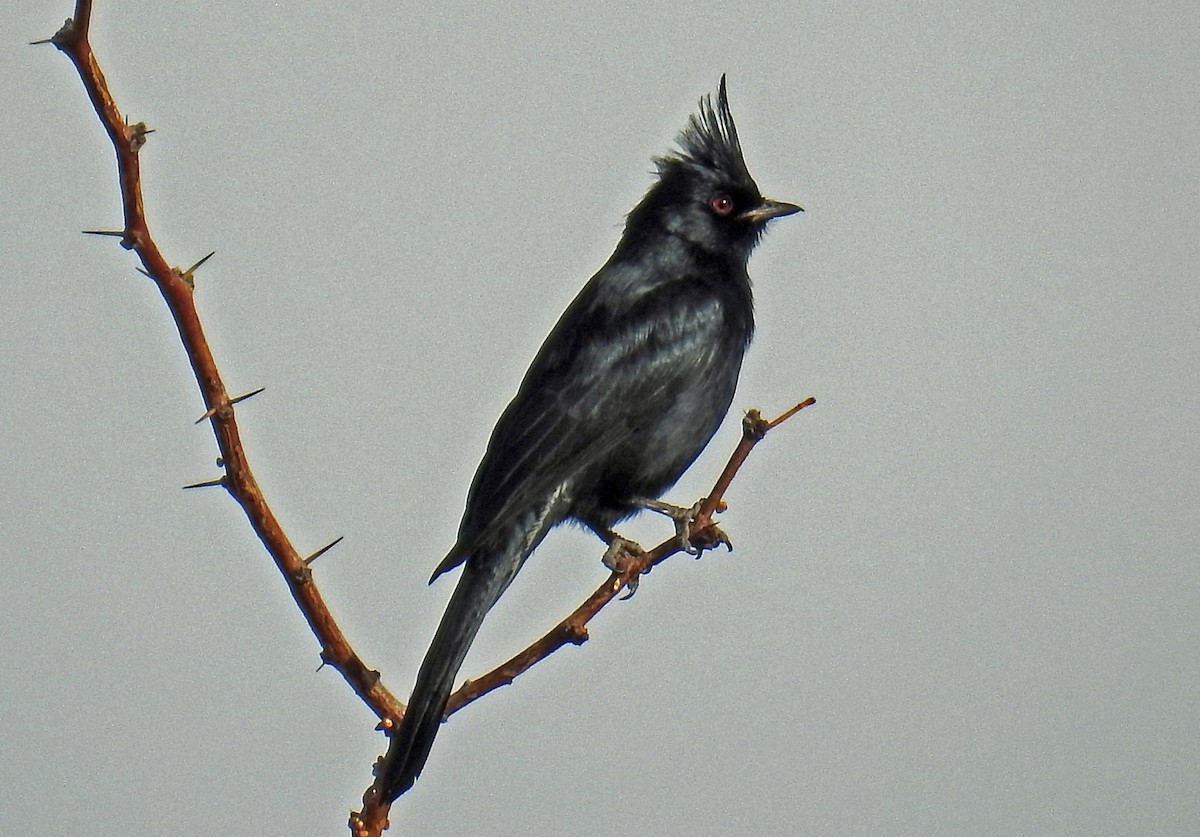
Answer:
[{"left": 432, "top": 271, "right": 731, "bottom": 579}]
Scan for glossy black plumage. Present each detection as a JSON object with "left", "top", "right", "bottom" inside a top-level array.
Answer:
[{"left": 377, "top": 77, "right": 800, "bottom": 802}]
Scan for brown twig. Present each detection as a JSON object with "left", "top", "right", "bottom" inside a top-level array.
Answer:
[
  {"left": 447, "top": 398, "right": 815, "bottom": 711},
  {"left": 353, "top": 398, "right": 815, "bottom": 834},
  {"left": 46, "top": 2, "right": 402, "bottom": 727}
]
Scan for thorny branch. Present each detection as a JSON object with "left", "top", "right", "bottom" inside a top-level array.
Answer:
[
  {"left": 45, "top": 6, "right": 814, "bottom": 837},
  {"left": 45, "top": 3, "right": 404, "bottom": 726}
]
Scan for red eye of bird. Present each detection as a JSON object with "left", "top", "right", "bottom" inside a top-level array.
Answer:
[{"left": 710, "top": 194, "right": 734, "bottom": 216}]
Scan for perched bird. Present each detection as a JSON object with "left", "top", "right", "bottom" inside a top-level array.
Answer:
[{"left": 378, "top": 76, "right": 800, "bottom": 801}]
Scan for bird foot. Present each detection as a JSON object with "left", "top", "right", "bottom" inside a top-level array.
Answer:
[
  {"left": 601, "top": 535, "right": 645, "bottom": 598},
  {"left": 636, "top": 498, "right": 731, "bottom": 556}
]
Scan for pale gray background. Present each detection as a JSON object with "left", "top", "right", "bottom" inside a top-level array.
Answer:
[{"left": 4, "top": 2, "right": 1198, "bottom": 835}]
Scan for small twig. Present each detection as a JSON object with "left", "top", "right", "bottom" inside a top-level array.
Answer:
[{"left": 766, "top": 396, "right": 815, "bottom": 429}]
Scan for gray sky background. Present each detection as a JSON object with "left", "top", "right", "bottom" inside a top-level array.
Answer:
[{"left": 4, "top": 2, "right": 1198, "bottom": 835}]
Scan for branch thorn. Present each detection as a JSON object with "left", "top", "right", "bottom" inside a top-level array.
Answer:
[
  {"left": 47, "top": 17, "right": 81, "bottom": 50},
  {"left": 33, "top": 17, "right": 75, "bottom": 46},
  {"left": 229, "top": 386, "right": 264, "bottom": 405},
  {"left": 126, "top": 121, "right": 153, "bottom": 151},
  {"left": 304, "top": 536, "right": 345, "bottom": 566},
  {"left": 182, "top": 476, "right": 227, "bottom": 490},
  {"left": 186, "top": 251, "right": 216, "bottom": 274},
  {"left": 194, "top": 387, "right": 265, "bottom": 424}
]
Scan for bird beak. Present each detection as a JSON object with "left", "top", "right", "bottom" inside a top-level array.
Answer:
[{"left": 740, "top": 198, "right": 803, "bottom": 224}]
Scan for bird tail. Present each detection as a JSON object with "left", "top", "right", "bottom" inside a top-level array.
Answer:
[{"left": 376, "top": 547, "right": 526, "bottom": 802}]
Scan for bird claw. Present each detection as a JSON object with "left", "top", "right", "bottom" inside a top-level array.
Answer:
[
  {"left": 695, "top": 524, "right": 733, "bottom": 555},
  {"left": 620, "top": 574, "right": 640, "bottom": 600},
  {"left": 600, "top": 535, "right": 645, "bottom": 600},
  {"left": 679, "top": 516, "right": 732, "bottom": 558}
]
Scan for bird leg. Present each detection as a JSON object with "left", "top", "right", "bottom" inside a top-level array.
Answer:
[{"left": 635, "top": 498, "right": 732, "bottom": 556}]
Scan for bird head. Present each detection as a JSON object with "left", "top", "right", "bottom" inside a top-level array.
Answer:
[{"left": 626, "top": 75, "right": 801, "bottom": 260}]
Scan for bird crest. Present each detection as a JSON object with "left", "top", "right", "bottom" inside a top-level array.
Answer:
[{"left": 662, "top": 75, "right": 754, "bottom": 188}]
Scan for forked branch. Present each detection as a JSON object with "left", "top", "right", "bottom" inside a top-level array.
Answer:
[
  {"left": 45, "top": 7, "right": 813, "bottom": 837},
  {"left": 353, "top": 399, "right": 814, "bottom": 835}
]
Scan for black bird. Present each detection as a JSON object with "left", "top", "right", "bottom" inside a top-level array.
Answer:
[{"left": 378, "top": 76, "right": 800, "bottom": 801}]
